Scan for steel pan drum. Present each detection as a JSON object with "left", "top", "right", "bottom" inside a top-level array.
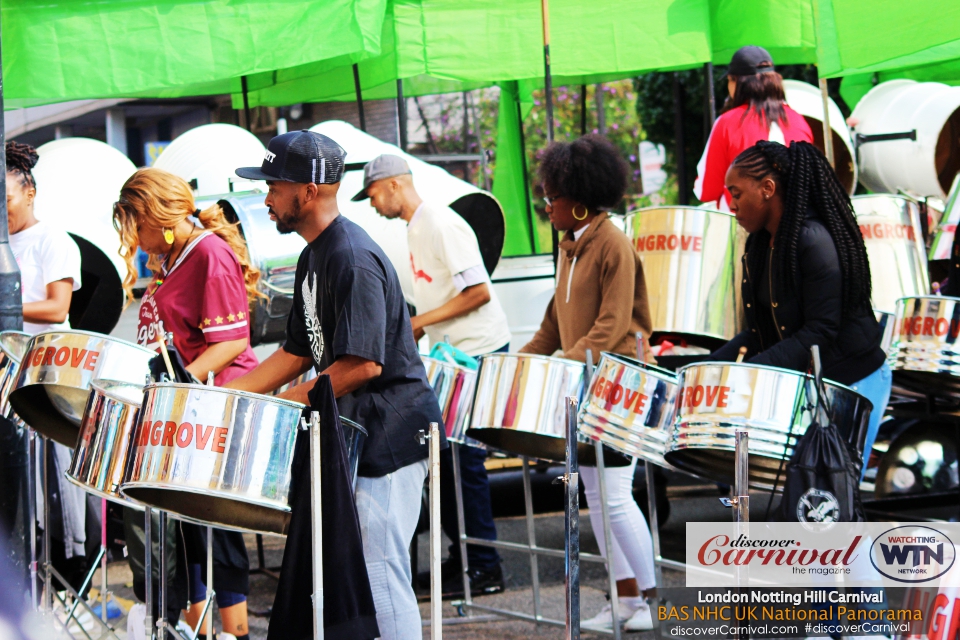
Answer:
[
  {"left": 852, "top": 195, "right": 929, "bottom": 314},
  {"left": 467, "top": 353, "right": 584, "bottom": 462},
  {"left": 0, "top": 331, "right": 31, "bottom": 420},
  {"left": 578, "top": 353, "right": 678, "bottom": 467},
  {"left": 9, "top": 330, "right": 154, "bottom": 446},
  {"left": 422, "top": 355, "right": 478, "bottom": 445},
  {"left": 890, "top": 295, "right": 960, "bottom": 395},
  {"left": 664, "top": 362, "right": 871, "bottom": 490},
  {"left": 67, "top": 380, "right": 144, "bottom": 508},
  {"left": 120, "top": 383, "right": 303, "bottom": 534},
  {"left": 625, "top": 206, "right": 745, "bottom": 348},
  {"left": 876, "top": 310, "right": 897, "bottom": 357}
]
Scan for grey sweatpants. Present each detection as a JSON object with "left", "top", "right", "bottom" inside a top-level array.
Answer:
[{"left": 355, "top": 459, "right": 428, "bottom": 640}]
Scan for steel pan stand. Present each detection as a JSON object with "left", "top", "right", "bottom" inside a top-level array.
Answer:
[
  {"left": 38, "top": 434, "right": 122, "bottom": 639},
  {"left": 420, "top": 422, "right": 443, "bottom": 640},
  {"left": 564, "top": 396, "right": 581, "bottom": 640},
  {"left": 303, "top": 410, "right": 325, "bottom": 640}
]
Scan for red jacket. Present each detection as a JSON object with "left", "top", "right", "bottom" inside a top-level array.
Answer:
[{"left": 694, "top": 104, "right": 813, "bottom": 209}]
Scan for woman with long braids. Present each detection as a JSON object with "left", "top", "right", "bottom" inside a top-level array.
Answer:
[
  {"left": 114, "top": 167, "right": 262, "bottom": 640},
  {"left": 694, "top": 45, "right": 813, "bottom": 209},
  {"left": 520, "top": 135, "right": 657, "bottom": 632},
  {"left": 712, "top": 140, "right": 891, "bottom": 476}
]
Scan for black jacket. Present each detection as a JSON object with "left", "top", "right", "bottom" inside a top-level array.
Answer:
[{"left": 712, "top": 217, "right": 885, "bottom": 385}]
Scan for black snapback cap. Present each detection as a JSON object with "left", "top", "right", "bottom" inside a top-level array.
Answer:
[
  {"left": 728, "top": 45, "right": 775, "bottom": 76},
  {"left": 236, "top": 130, "right": 346, "bottom": 184}
]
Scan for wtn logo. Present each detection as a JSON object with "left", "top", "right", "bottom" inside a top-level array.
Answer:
[
  {"left": 879, "top": 543, "right": 944, "bottom": 566},
  {"left": 870, "top": 526, "right": 956, "bottom": 583}
]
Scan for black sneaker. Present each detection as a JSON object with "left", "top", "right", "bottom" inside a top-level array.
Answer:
[{"left": 416, "top": 562, "right": 505, "bottom": 599}]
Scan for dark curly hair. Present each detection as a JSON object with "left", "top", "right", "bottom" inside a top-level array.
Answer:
[
  {"left": 731, "top": 140, "right": 872, "bottom": 316},
  {"left": 538, "top": 134, "right": 628, "bottom": 210},
  {"left": 6, "top": 141, "right": 38, "bottom": 190}
]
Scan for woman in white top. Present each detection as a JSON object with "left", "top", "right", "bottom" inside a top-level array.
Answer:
[{"left": 4, "top": 141, "right": 86, "bottom": 585}]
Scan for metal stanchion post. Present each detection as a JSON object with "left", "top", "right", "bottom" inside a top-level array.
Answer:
[
  {"left": 306, "top": 411, "right": 324, "bottom": 640},
  {"left": 732, "top": 430, "right": 749, "bottom": 640},
  {"left": 101, "top": 498, "right": 108, "bottom": 623},
  {"left": 42, "top": 436, "right": 51, "bottom": 612},
  {"left": 564, "top": 397, "right": 580, "bottom": 640},
  {"left": 28, "top": 429, "right": 37, "bottom": 610},
  {"left": 428, "top": 422, "right": 442, "bottom": 640},
  {"left": 521, "top": 456, "right": 542, "bottom": 621},
  {"left": 144, "top": 507, "right": 154, "bottom": 640},
  {"left": 644, "top": 464, "right": 664, "bottom": 591},
  {"left": 451, "top": 442, "right": 472, "bottom": 610},
  {"left": 159, "top": 510, "right": 168, "bottom": 639}
]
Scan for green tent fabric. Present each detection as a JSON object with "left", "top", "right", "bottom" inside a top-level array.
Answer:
[
  {"left": 493, "top": 82, "right": 539, "bottom": 256},
  {"left": 816, "top": 0, "right": 960, "bottom": 78},
  {"left": 2, "top": 0, "right": 388, "bottom": 107},
  {"left": 839, "top": 60, "right": 960, "bottom": 108},
  {"left": 709, "top": 0, "right": 817, "bottom": 65}
]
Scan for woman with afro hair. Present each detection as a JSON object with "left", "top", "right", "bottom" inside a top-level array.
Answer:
[
  {"left": 520, "top": 134, "right": 657, "bottom": 632},
  {"left": 712, "top": 140, "right": 890, "bottom": 479}
]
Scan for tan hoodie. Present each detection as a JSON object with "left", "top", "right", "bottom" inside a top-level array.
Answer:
[{"left": 520, "top": 213, "right": 653, "bottom": 364}]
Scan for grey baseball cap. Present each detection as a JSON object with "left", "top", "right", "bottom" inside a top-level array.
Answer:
[{"left": 351, "top": 154, "right": 412, "bottom": 201}]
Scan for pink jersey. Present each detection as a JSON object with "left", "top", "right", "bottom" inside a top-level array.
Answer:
[
  {"left": 137, "top": 232, "right": 258, "bottom": 385},
  {"left": 694, "top": 104, "right": 813, "bottom": 209}
]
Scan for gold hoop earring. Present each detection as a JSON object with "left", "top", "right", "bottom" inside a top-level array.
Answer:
[
  {"left": 163, "top": 228, "right": 175, "bottom": 245},
  {"left": 572, "top": 204, "right": 589, "bottom": 221}
]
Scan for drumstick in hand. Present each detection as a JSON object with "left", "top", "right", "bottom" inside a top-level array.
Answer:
[
  {"left": 154, "top": 320, "right": 176, "bottom": 380},
  {"left": 736, "top": 346, "right": 747, "bottom": 363}
]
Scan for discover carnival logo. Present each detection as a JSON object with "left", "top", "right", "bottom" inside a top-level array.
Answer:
[{"left": 869, "top": 526, "right": 955, "bottom": 583}]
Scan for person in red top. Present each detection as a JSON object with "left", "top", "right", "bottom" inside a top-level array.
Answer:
[
  {"left": 114, "top": 167, "right": 262, "bottom": 640},
  {"left": 694, "top": 45, "right": 813, "bottom": 209}
]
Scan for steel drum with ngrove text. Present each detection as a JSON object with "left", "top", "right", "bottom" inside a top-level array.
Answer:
[
  {"left": 9, "top": 330, "right": 154, "bottom": 446},
  {"left": 664, "top": 362, "right": 871, "bottom": 490},
  {"left": 890, "top": 295, "right": 960, "bottom": 395},
  {"left": 67, "top": 380, "right": 145, "bottom": 508},
  {"left": 578, "top": 352, "right": 678, "bottom": 468},
  {"left": 0, "top": 331, "right": 31, "bottom": 421},
  {"left": 120, "top": 383, "right": 304, "bottom": 535},
  {"left": 421, "top": 355, "right": 478, "bottom": 445}
]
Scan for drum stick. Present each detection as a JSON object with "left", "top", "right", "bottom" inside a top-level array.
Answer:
[
  {"left": 154, "top": 321, "right": 176, "bottom": 380},
  {"left": 736, "top": 346, "right": 747, "bottom": 363}
]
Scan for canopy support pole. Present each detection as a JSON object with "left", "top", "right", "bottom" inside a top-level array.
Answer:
[
  {"left": 595, "top": 84, "right": 606, "bottom": 135},
  {"left": 819, "top": 78, "right": 835, "bottom": 168},
  {"left": 673, "top": 73, "right": 689, "bottom": 205},
  {"left": 397, "top": 80, "right": 408, "bottom": 151},
  {"left": 516, "top": 95, "right": 537, "bottom": 254},
  {"left": 353, "top": 64, "right": 367, "bottom": 132},
  {"left": 540, "top": 0, "right": 554, "bottom": 144},
  {"left": 0, "top": 13, "right": 24, "bottom": 333},
  {"left": 241, "top": 76, "right": 253, "bottom": 133},
  {"left": 704, "top": 62, "right": 716, "bottom": 142},
  {"left": 580, "top": 85, "right": 588, "bottom": 136}
]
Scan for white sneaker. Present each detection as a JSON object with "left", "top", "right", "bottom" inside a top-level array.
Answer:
[
  {"left": 624, "top": 602, "right": 655, "bottom": 631},
  {"left": 582, "top": 599, "right": 642, "bottom": 630}
]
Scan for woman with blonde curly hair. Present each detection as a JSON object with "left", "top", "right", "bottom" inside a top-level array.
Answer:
[{"left": 114, "top": 167, "right": 261, "bottom": 640}]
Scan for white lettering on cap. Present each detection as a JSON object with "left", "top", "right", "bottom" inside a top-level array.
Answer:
[{"left": 264, "top": 150, "right": 277, "bottom": 163}]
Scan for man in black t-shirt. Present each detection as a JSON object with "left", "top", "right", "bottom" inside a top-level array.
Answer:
[{"left": 231, "top": 130, "right": 444, "bottom": 640}]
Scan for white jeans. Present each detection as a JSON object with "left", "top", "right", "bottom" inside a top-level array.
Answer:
[
  {"left": 580, "top": 459, "right": 656, "bottom": 589},
  {"left": 355, "top": 459, "right": 428, "bottom": 640}
]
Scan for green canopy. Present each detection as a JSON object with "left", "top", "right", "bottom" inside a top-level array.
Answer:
[
  {"left": 709, "top": 0, "right": 817, "bottom": 65},
  {"left": 815, "top": 0, "right": 960, "bottom": 79},
  {"left": 2, "top": 0, "right": 388, "bottom": 107}
]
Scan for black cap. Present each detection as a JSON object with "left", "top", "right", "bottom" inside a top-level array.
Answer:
[
  {"left": 236, "top": 130, "right": 346, "bottom": 184},
  {"left": 728, "top": 46, "right": 775, "bottom": 76}
]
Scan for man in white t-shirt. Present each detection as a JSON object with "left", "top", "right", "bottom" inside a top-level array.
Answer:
[{"left": 356, "top": 154, "right": 509, "bottom": 597}]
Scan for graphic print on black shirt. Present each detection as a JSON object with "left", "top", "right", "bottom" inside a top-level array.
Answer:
[{"left": 283, "top": 215, "right": 445, "bottom": 477}]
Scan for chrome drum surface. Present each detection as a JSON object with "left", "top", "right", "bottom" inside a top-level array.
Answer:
[
  {"left": 664, "top": 363, "right": 871, "bottom": 490},
  {"left": 467, "top": 353, "right": 584, "bottom": 462},
  {"left": 422, "top": 355, "right": 478, "bottom": 445},
  {"left": 0, "top": 331, "right": 31, "bottom": 420},
  {"left": 67, "top": 380, "right": 144, "bottom": 508},
  {"left": 120, "top": 383, "right": 304, "bottom": 535},
  {"left": 9, "top": 330, "right": 154, "bottom": 446},
  {"left": 625, "top": 206, "right": 745, "bottom": 348},
  {"left": 890, "top": 295, "right": 960, "bottom": 395},
  {"left": 852, "top": 195, "right": 929, "bottom": 313},
  {"left": 578, "top": 353, "right": 678, "bottom": 467}
]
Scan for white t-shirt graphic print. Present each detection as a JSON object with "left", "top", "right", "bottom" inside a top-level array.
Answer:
[
  {"left": 406, "top": 202, "right": 510, "bottom": 356},
  {"left": 9, "top": 221, "right": 82, "bottom": 334}
]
